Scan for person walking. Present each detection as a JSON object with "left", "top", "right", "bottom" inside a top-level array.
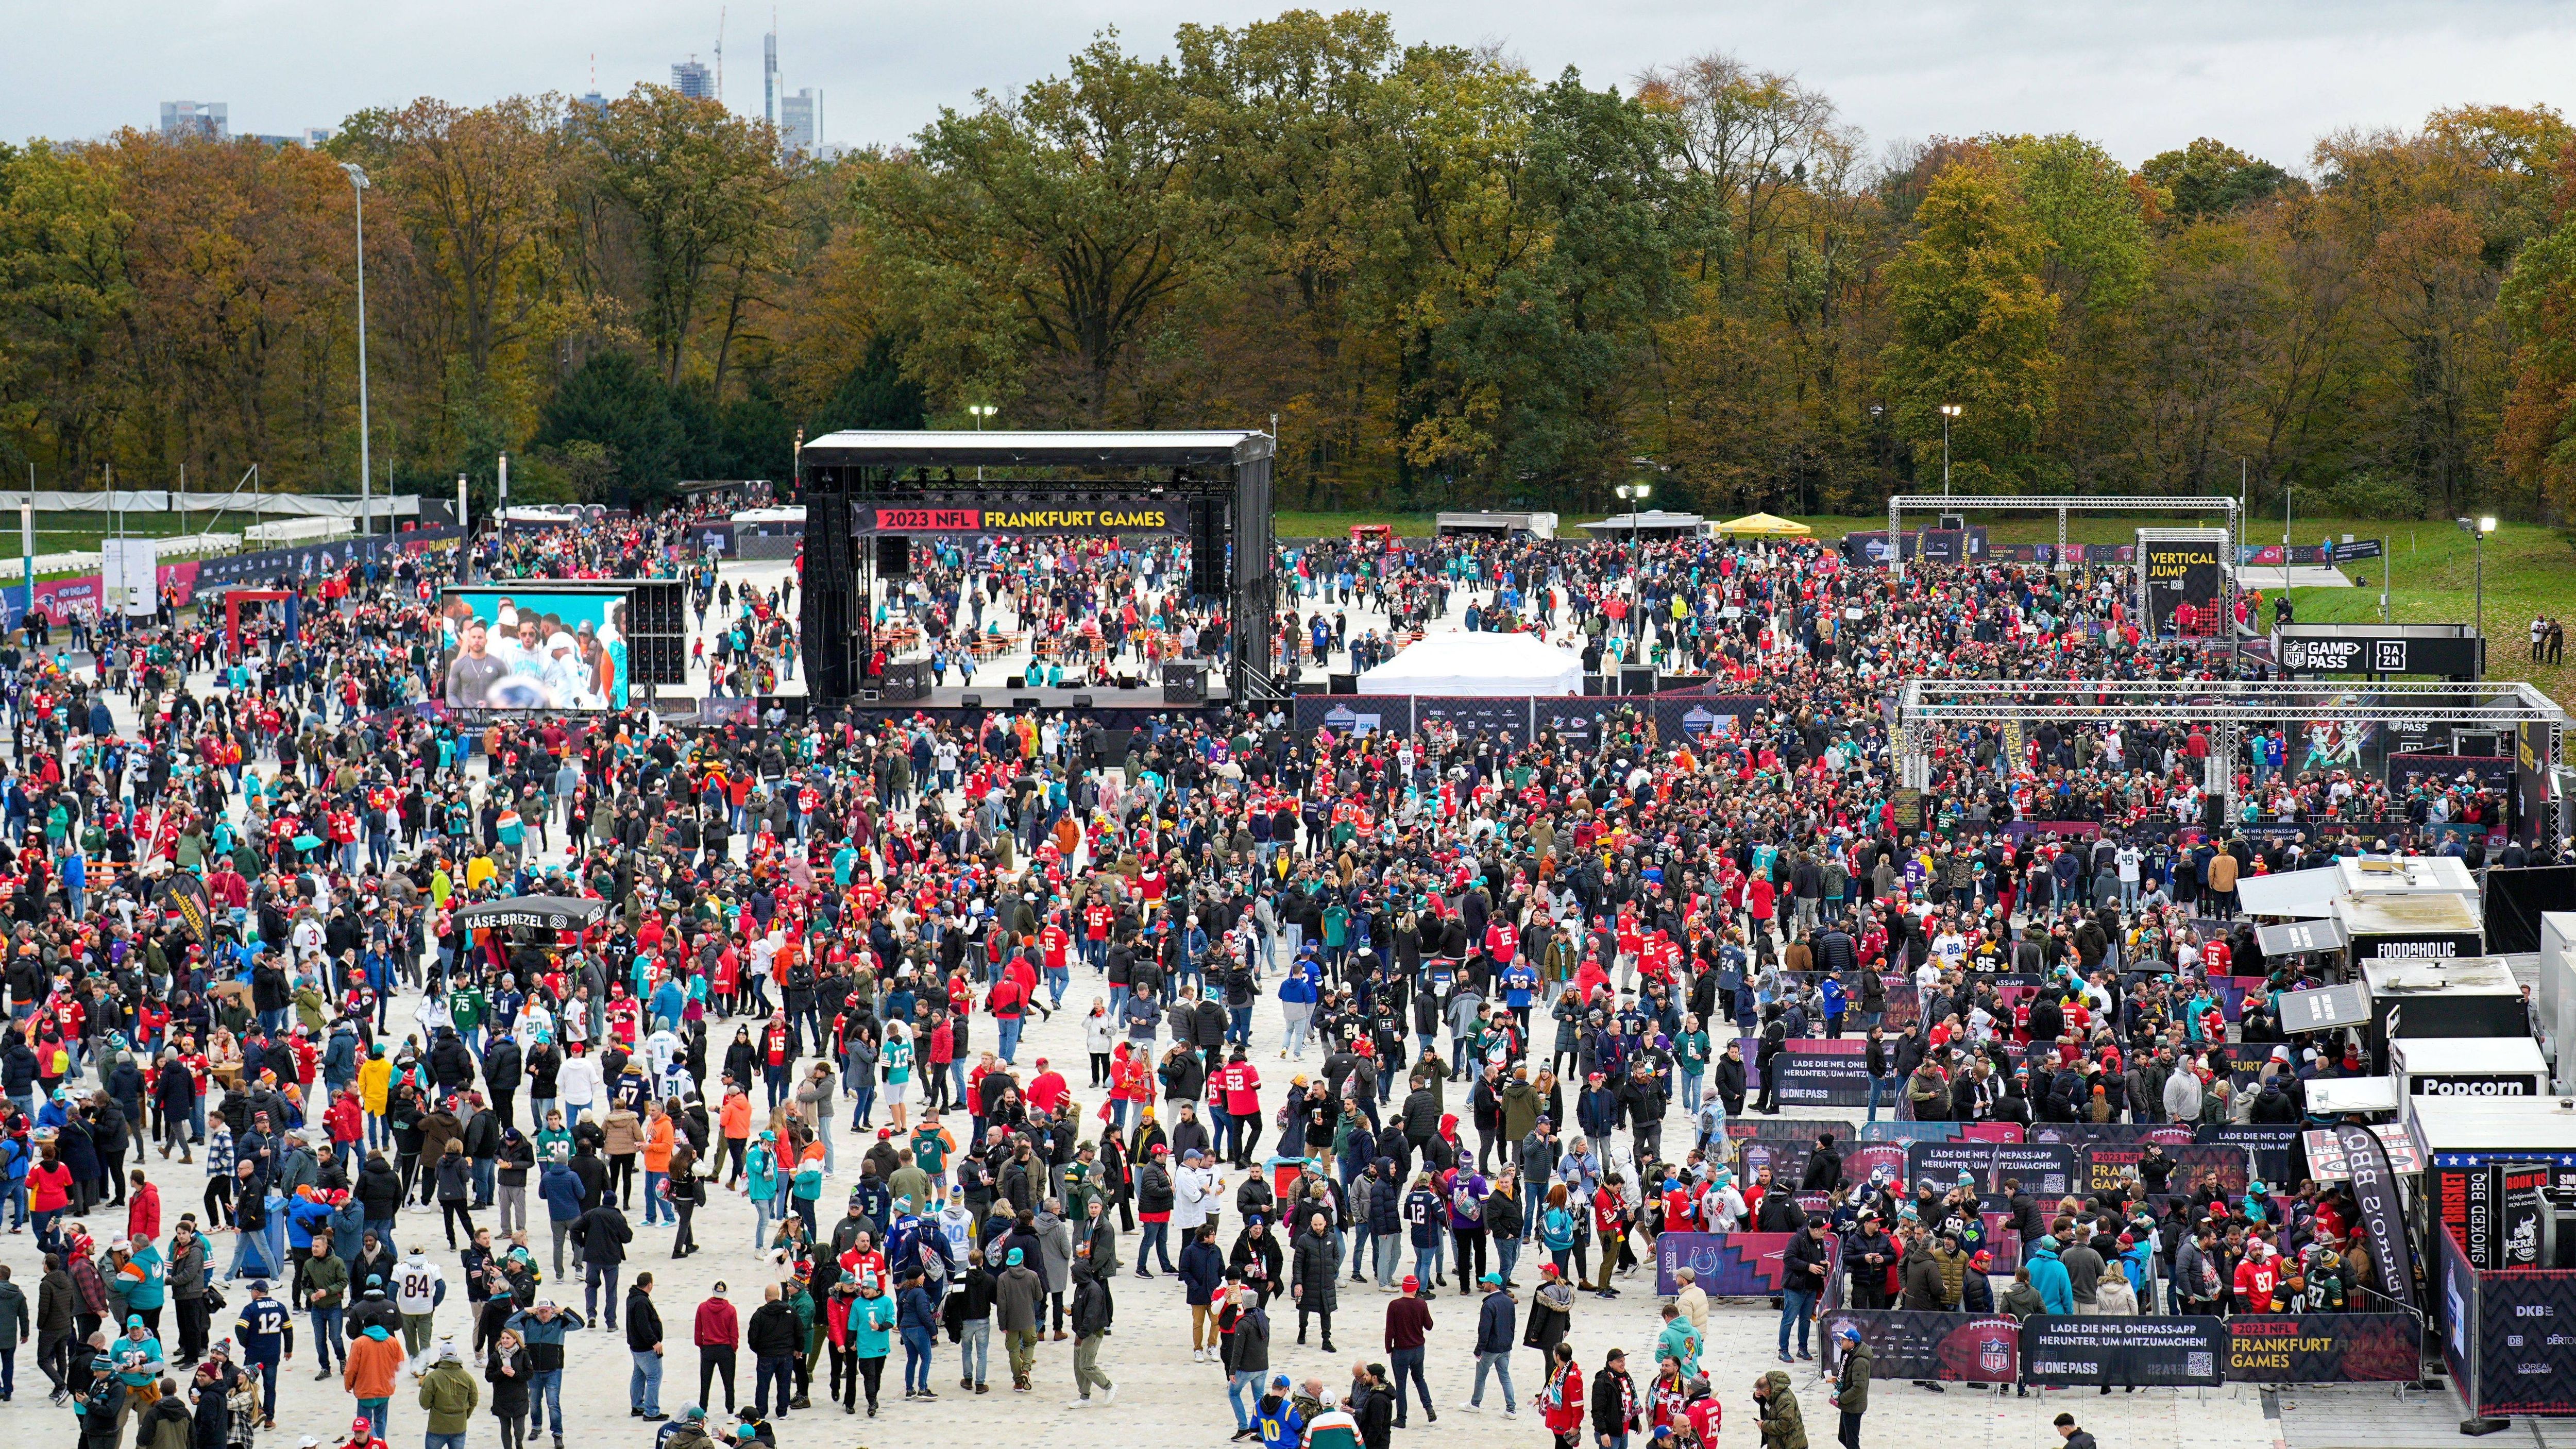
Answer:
[
  {"left": 341, "top": 1320, "right": 404, "bottom": 1440},
  {"left": 1463, "top": 1272, "right": 1517, "bottom": 1417},
  {"left": 995, "top": 1247, "right": 1044, "bottom": 1394},
  {"left": 416, "top": 1339, "right": 480, "bottom": 1449},
  {"left": 484, "top": 1327, "right": 532, "bottom": 1449},
  {"left": 625, "top": 1271, "right": 665, "bottom": 1421},
  {"left": 1829, "top": 1324, "right": 1868, "bottom": 1449},
  {"left": 1290, "top": 1210, "right": 1341, "bottom": 1353},
  {"left": 1382, "top": 1275, "right": 1433, "bottom": 1429},
  {"left": 1064, "top": 1243, "right": 1115, "bottom": 1408},
  {"left": 896, "top": 1268, "right": 939, "bottom": 1404}
]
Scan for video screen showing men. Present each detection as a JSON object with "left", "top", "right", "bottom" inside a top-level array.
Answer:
[{"left": 438, "top": 590, "right": 628, "bottom": 709}]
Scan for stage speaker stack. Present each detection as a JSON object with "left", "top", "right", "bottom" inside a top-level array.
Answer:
[
  {"left": 1188, "top": 501, "right": 1228, "bottom": 599},
  {"left": 622, "top": 579, "right": 690, "bottom": 687},
  {"left": 1162, "top": 659, "right": 1209, "bottom": 705},
  {"left": 875, "top": 535, "right": 912, "bottom": 577},
  {"left": 1620, "top": 665, "right": 1657, "bottom": 696},
  {"left": 801, "top": 490, "right": 863, "bottom": 703},
  {"left": 1329, "top": 673, "right": 1357, "bottom": 695}
]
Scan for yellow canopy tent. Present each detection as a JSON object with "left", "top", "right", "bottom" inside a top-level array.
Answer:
[{"left": 1711, "top": 512, "right": 1812, "bottom": 537}]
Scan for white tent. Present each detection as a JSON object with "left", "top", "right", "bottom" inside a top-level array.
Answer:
[{"left": 1358, "top": 630, "right": 1584, "bottom": 697}]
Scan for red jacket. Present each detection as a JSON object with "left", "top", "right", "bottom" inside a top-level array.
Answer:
[
  {"left": 694, "top": 1295, "right": 740, "bottom": 1348},
  {"left": 127, "top": 1183, "right": 161, "bottom": 1244}
]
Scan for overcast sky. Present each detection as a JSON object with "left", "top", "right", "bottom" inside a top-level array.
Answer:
[{"left": 14, "top": 0, "right": 2572, "bottom": 170}]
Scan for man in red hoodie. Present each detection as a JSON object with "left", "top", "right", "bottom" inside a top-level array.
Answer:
[{"left": 694, "top": 1282, "right": 741, "bottom": 1413}]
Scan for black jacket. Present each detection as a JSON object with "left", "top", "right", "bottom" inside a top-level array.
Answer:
[
  {"left": 625, "top": 1287, "right": 663, "bottom": 1351},
  {"left": 572, "top": 1204, "right": 632, "bottom": 1265},
  {"left": 745, "top": 1300, "right": 803, "bottom": 1358}
]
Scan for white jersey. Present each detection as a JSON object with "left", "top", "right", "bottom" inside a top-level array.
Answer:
[{"left": 394, "top": 1257, "right": 444, "bottom": 1315}]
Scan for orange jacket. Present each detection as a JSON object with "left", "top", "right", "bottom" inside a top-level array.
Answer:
[
  {"left": 344, "top": 1334, "right": 406, "bottom": 1400},
  {"left": 643, "top": 1115, "right": 677, "bottom": 1173}
]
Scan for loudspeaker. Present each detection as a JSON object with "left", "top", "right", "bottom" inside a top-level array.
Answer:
[
  {"left": 1939, "top": 513, "right": 1966, "bottom": 532},
  {"left": 1162, "top": 660, "right": 1208, "bottom": 705},
  {"left": 2202, "top": 796, "right": 2226, "bottom": 832},
  {"left": 1584, "top": 674, "right": 1607, "bottom": 696},
  {"left": 1012, "top": 695, "right": 1040, "bottom": 710},
  {"left": 1072, "top": 694, "right": 1094, "bottom": 711},
  {"left": 1620, "top": 666, "right": 1657, "bottom": 696},
  {"left": 875, "top": 535, "right": 912, "bottom": 577},
  {"left": 960, "top": 693, "right": 982, "bottom": 710},
  {"left": 1329, "top": 673, "right": 1357, "bottom": 695},
  {"left": 1004, "top": 675, "right": 1024, "bottom": 690},
  {"left": 1189, "top": 500, "right": 1228, "bottom": 598}
]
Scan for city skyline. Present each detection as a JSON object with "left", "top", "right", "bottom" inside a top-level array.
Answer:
[{"left": 31, "top": 0, "right": 2571, "bottom": 171}]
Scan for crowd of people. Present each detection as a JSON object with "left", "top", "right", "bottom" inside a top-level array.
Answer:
[{"left": 0, "top": 499, "right": 2552, "bottom": 1449}]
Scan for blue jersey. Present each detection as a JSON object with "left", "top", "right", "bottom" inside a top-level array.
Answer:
[{"left": 234, "top": 1294, "right": 292, "bottom": 1360}]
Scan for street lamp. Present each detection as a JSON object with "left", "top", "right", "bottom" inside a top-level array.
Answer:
[
  {"left": 342, "top": 163, "right": 372, "bottom": 537},
  {"left": 968, "top": 403, "right": 995, "bottom": 479},
  {"left": 1937, "top": 404, "right": 1962, "bottom": 495},
  {"left": 2459, "top": 515, "right": 2497, "bottom": 643},
  {"left": 1615, "top": 481, "right": 1651, "bottom": 638}
]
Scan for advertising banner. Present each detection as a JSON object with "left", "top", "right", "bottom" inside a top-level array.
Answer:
[
  {"left": 1413, "top": 694, "right": 1534, "bottom": 746},
  {"left": 2083, "top": 1143, "right": 2251, "bottom": 1198},
  {"left": 2223, "top": 1314, "right": 2418, "bottom": 1382},
  {"left": 858, "top": 501, "right": 1181, "bottom": 535},
  {"left": 2140, "top": 534, "right": 2227, "bottom": 639},
  {"left": 1820, "top": 1309, "right": 2020, "bottom": 1384},
  {"left": 1653, "top": 1232, "right": 1812, "bottom": 1297},
  {"left": 1774, "top": 1044, "right": 1878, "bottom": 1108},
  {"left": 436, "top": 585, "right": 632, "bottom": 710},
  {"left": 1905, "top": 1140, "right": 2081, "bottom": 1198},
  {"left": 2475, "top": 1265, "right": 2576, "bottom": 1415},
  {"left": 2020, "top": 1315, "right": 2227, "bottom": 1387}
]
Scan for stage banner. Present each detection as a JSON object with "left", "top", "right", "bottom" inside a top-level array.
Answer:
[
  {"left": 1906, "top": 1140, "right": 2082, "bottom": 1198},
  {"left": 857, "top": 501, "right": 1183, "bottom": 535},
  {"left": 1820, "top": 1309, "right": 2021, "bottom": 1384},
  {"left": 2335, "top": 1124, "right": 2419, "bottom": 1316},
  {"left": 2020, "top": 1315, "right": 2227, "bottom": 1387},
  {"left": 1962, "top": 1123, "right": 2026, "bottom": 1144},
  {"left": 1653, "top": 1232, "right": 1819, "bottom": 1297},
  {"left": 1857, "top": 1121, "right": 1963, "bottom": 1144},
  {"left": 2223, "top": 1313, "right": 2418, "bottom": 1382}
]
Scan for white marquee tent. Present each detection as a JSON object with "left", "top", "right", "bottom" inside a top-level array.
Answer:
[{"left": 1357, "top": 629, "right": 1584, "bottom": 697}]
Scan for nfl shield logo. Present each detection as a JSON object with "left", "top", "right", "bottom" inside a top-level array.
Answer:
[{"left": 1978, "top": 1334, "right": 2011, "bottom": 1376}]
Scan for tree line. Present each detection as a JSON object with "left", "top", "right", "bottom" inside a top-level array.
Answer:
[{"left": 2, "top": 10, "right": 2571, "bottom": 519}]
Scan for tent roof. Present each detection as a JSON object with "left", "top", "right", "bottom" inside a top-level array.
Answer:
[
  {"left": 1357, "top": 629, "right": 1585, "bottom": 697},
  {"left": 1577, "top": 509, "right": 1705, "bottom": 533},
  {"left": 1712, "top": 512, "right": 1813, "bottom": 536}
]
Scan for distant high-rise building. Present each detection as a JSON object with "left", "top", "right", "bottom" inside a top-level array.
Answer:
[
  {"left": 780, "top": 88, "right": 818, "bottom": 155},
  {"left": 159, "top": 100, "right": 228, "bottom": 140},
  {"left": 764, "top": 29, "right": 778, "bottom": 127},
  {"left": 672, "top": 58, "right": 714, "bottom": 100},
  {"left": 575, "top": 91, "right": 607, "bottom": 117}
]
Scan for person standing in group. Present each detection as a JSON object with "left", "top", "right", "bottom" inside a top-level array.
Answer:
[
  {"left": 1589, "top": 1349, "right": 1638, "bottom": 1449},
  {"left": 1830, "top": 1324, "right": 1868, "bottom": 1449},
  {"left": 341, "top": 1319, "right": 403, "bottom": 1440},
  {"left": 501, "top": 1299, "right": 581, "bottom": 1449},
  {"left": 846, "top": 1271, "right": 893, "bottom": 1417},
  {"left": 694, "top": 1283, "right": 738, "bottom": 1414},
  {"left": 1382, "top": 1275, "right": 1433, "bottom": 1429},
  {"left": 233, "top": 1277, "right": 293, "bottom": 1429},
  {"left": 484, "top": 1327, "right": 532, "bottom": 1449},
  {"left": 745, "top": 1283, "right": 802, "bottom": 1421},
  {"left": 1756, "top": 1368, "right": 1807, "bottom": 1449},
  {"left": 1538, "top": 1342, "right": 1585, "bottom": 1449}
]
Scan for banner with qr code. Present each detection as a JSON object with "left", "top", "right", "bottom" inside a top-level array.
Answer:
[
  {"left": 1820, "top": 1310, "right": 2021, "bottom": 1384},
  {"left": 2020, "top": 1315, "right": 2227, "bottom": 1387}
]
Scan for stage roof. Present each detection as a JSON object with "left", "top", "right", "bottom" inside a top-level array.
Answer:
[{"left": 801, "top": 430, "right": 1273, "bottom": 468}]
